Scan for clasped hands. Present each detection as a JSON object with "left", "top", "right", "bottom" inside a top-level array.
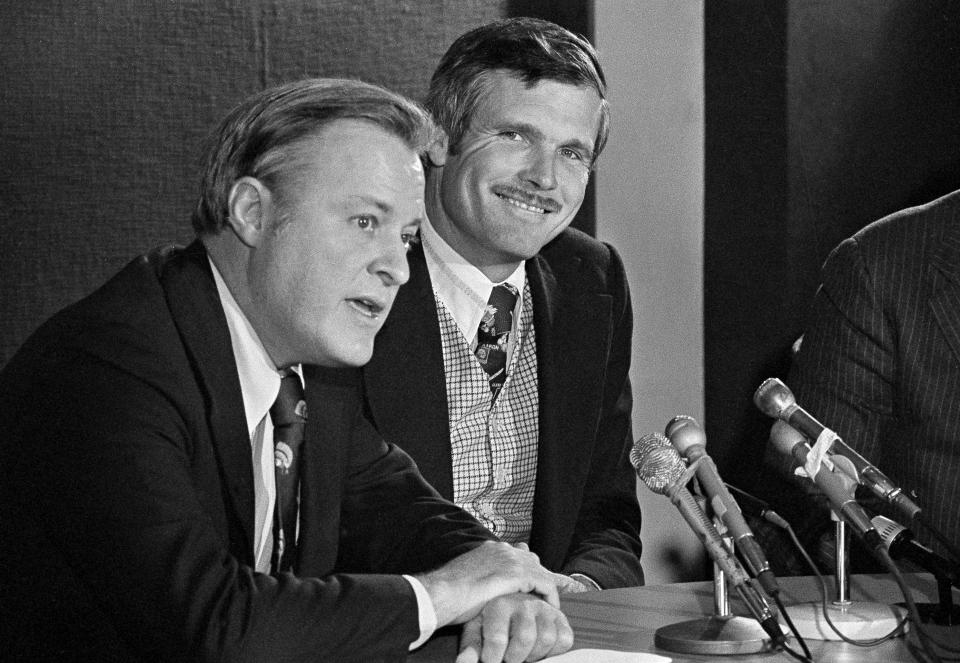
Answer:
[{"left": 415, "top": 541, "right": 584, "bottom": 662}]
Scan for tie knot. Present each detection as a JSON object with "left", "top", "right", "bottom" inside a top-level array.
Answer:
[{"left": 271, "top": 372, "right": 307, "bottom": 427}]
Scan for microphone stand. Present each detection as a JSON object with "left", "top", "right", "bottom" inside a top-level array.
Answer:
[
  {"left": 654, "top": 515, "right": 779, "bottom": 655},
  {"left": 786, "top": 511, "right": 906, "bottom": 640}
]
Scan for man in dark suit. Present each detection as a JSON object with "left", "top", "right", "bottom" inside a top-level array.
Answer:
[
  {"left": 363, "top": 18, "right": 643, "bottom": 592},
  {"left": 786, "top": 189, "right": 960, "bottom": 558},
  {"left": 0, "top": 78, "right": 572, "bottom": 662}
]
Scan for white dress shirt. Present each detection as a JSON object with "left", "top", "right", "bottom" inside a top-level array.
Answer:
[
  {"left": 211, "top": 259, "right": 283, "bottom": 573},
  {"left": 209, "top": 258, "right": 436, "bottom": 647}
]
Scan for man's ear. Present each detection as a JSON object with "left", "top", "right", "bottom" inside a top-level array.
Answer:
[
  {"left": 226, "top": 177, "right": 273, "bottom": 247},
  {"left": 425, "top": 132, "right": 449, "bottom": 168}
]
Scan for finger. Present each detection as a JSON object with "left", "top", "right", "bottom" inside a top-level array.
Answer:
[
  {"left": 479, "top": 601, "right": 512, "bottom": 663},
  {"left": 514, "top": 542, "right": 530, "bottom": 552},
  {"left": 455, "top": 617, "right": 482, "bottom": 663},
  {"left": 547, "top": 612, "right": 574, "bottom": 658},
  {"left": 501, "top": 598, "right": 537, "bottom": 663},
  {"left": 536, "top": 571, "right": 561, "bottom": 608},
  {"left": 523, "top": 605, "right": 559, "bottom": 661}
]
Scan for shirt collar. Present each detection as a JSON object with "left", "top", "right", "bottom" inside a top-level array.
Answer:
[
  {"left": 209, "top": 257, "right": 285, "bottom": 437},
  {"left": 420, "top": 217, "right": 526, "bottom": 344}
]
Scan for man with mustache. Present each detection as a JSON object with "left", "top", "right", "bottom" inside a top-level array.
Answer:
[
  {"left": 0, "top": 78, "right": 572, "bottom": 663},
  {"left": 363, "top": 18, "right": 644, "bottom": 605}
]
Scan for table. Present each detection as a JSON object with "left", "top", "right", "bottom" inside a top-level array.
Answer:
[{"left": 409, "top": 573, "right": 960, "bottom": 662}]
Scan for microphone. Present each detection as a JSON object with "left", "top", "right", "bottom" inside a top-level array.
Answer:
[
  {"left": 873, "top": 515, "right": 960, "bottom": 587},
  {"left": 754, "top": 378, "right": 921, "bottom": 522},
  {"left": 725, "top": 483, "right": 792, "bottom": 531},
  {"left": 769, "top": 421, "right": 883, "bottom": 553},
  {"left": 665, "top": 415, "right": 779, "bottom": 596},
  {"left": 631, "top": 433, "right": 785, "bottom": 646}
]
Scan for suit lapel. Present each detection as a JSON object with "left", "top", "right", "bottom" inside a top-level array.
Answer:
[
  {"left": 296, "top": 365, "right": 351, "bottom": 575},
  {"left": 527, "top": 251, "right": 612, "bottom": 565},
  {"left": 930, "top": 216, "right": 960, "bottom": 365},
  {"left": 364, "top": 245, "right": 454, "bottom": 496},
  {"left": 160, "top": 241, "right": 257, "bottom": 558}
]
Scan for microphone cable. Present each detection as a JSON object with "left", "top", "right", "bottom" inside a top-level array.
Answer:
[
  {"left": 915, "top": 511, "right": 960, "bottom": 568},
  {"left": 874, "top": 545, "right": 945, "bottom": 663},
  {"left": 771, "top": 591, "right": 812, "bottom": 663},
  {"left": 723, "top": 484, "right": 811, "bottom": 662}
]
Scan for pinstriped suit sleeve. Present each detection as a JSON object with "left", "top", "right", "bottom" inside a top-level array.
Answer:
[{"left": 790, "top": 236, "right": 898, "bottom": 467}]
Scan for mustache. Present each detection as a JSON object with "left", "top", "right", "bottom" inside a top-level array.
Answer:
[{"left": 492, "top": 185, "right": 562, "bottom": 213}]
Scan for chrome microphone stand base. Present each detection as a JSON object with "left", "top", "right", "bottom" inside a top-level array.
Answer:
[
  {"left": 654, "top": 615, "right": 777, "bottom": 655},
  {"left": 782, "top": 600, "right": 906, "bottom": 640},
  {"left": 785, "top": 517, "right": 906, "bottom": 641},
  {"left": 655, "top": 517, "right": 785, "bottom": 656}
]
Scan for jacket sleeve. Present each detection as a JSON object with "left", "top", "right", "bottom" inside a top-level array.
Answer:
[
  {"left": 560, "top": 243, "right": 644, "bottom": 588},
  {"left": 776, "top": 235, "right": 898, "bottom": 569},
  {"left": 790, "top": 236, "right": 898, "bottom": 463}
]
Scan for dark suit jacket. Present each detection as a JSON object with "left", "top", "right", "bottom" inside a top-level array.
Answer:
[
  {"left": 0, "top": 242, "right": 493, "bottom": 662},
  {"left": 789, "top": 189, "right": 960, "bottom": 554},
  {"left": 363, "top": 228, "right": 643, "bottom": 589}
]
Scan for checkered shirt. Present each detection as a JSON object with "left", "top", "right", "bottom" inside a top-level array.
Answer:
[{"left": 437, "top": 281, "right": 539, "bottom": 543}]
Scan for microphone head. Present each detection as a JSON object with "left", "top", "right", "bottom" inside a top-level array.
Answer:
[
  {"left": 871, "top": 515, "right": 909, "bottom": 551},
  {"left": 769, "top": 420, "right": 807, "bottom": 458},
  {"left": 664, "top": 414, "right": 697, "bottom": 437},
  {"left": 664, "top": 415, "right": 706, "bottom": 458},
  {"left": 754, "top": 378, "right": 796, "bottom": 419},
  {"left": 631, "top": 432, "right": 685, "bottom": 495},
  {"left": 630, "top": 432, "right": 667, "bottom": 471}
]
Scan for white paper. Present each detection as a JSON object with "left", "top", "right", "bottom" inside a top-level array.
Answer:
[{"left": 542, "top": 648, "right": 671, "bottom": 662}]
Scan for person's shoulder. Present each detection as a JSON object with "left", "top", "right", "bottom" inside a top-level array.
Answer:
[
  {"left": 56, "top": 244, "right": 195, "bottom": 327},
  {"left": 854, "top": 188, "right": 960, "bottom": 255},
  {"left": 539, "top": 227, "right": 619, "bottom": 272},
  {"left": 11, "top": 244, "right": 200, "bottom": 374},
  {"left": 536, "top": 228, "right": 627, "bottom": 297},
  {"left": 823, "top": 189, "right": 960, "bottom": 296}
]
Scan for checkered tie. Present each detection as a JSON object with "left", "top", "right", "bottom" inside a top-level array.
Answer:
[
  {"left": 270, "top": 371, "right": 307, "bottom": 573},
  {"left": 476, "top": 283, "right": 518, "bottom": 400}
]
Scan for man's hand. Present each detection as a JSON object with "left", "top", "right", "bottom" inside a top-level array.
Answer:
[
  {"left": 455, "top": 593, "right": 573, "bottom": 663},
  {"left": 414, "top": 541, "right": 560, "bottom": 627},
  {"left": 510, "top": 542, "right": 593, "bottom": 595}
]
